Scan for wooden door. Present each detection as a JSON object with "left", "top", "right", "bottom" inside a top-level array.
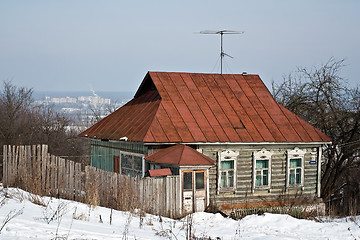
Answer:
[
  {"left": 182, "top": 170, "right": 207, "bottom": 214},
  {"left": 194, "top": 170, "right": 206, "bottom": 212},
  {"left": 113, "top": 156, "right": 120, "bottom": 173}
]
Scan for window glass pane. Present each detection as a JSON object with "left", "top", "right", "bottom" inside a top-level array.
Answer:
[
  {"left": 221, "top": 172, "right": 227, "bottom": 188},
  {"left": 263, "top": 170, "right": 268, "bottom": 185},
  {"left": 256, "top": 159, "right": 268, "bottom": 168},
  {"left": 228, "top": 171, "right": 234, "bottom": 187},
  {"left": 296, "top": 168, "right": 301, "bottom": 184},
  {"left": 121, "top": 154, "right": 132, "bottom": 168},
  {"left": 290, "top": 158, "right": 302, "bottom": 167},
  {"left": 196, "top": 172, "right": 204, "bottom": 189},
  {"left": 183, "top": 172, "right": 192, "bottom": 190},
  {"left": 289, "top": 169, "right": 295, "bottom": 184},
  {"left": 133, "top": 156, "right": 142, "bottom": 170},
  {"left": 221, "top": 160, "right": 234, "bottom": 170},
  {"left": 256, "top": 174, "right": 261, "bottom": 186}
]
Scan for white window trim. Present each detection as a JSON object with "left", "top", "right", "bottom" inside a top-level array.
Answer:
[
  {"left": 252, "top": 149, "right": 272, "bottom": 192},
  {"left": 217, "top": 150, "right": 238, "bottom": 193},
  {"left": 286, "top": 147, "right": 306, "bottom": 190}
]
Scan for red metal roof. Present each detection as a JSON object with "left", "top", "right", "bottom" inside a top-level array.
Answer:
[
  {"left": 79, "top": 72, "right": 331, "bottom": 143},
  {"left": 145, "top": 144, "right": 215, "bottom": 166},
  {"left": 148, "top": 168, "right": 172, "bottom": 177}
]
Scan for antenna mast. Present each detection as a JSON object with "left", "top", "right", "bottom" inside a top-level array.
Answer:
[{"left": 200, "top": 30, "right": 244, "bottom": 74}]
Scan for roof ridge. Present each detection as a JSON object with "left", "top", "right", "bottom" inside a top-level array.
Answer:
[
  {"left": 142, "top": 99, "right": 166, "bottom": 142},
  {"left": 149, "top": 71, "right": 259, "bottom": 76},
  {"left": 178, "top": 144, "right": 186, "bottom": 165}
]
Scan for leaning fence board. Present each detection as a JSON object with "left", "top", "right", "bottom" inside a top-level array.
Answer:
[
  {"left": 41, "top": 145, "right": 47, "bottom": 191},
  {"left": 3, "top": 146, "right": 7, "bottom": 186},
  {"left": 45, "top": 153, "right": 50, "bottom": 193},
  {"left": 58, "top": 158, "right": 66, "bottom": 198}
]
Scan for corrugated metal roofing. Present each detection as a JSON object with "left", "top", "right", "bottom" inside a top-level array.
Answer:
[
  {"left": 148, "top": 168, "right": 172, "bottom": 177},
  {"left": 145, "top": 144, "right": 215, "bottom": 166},
  {"left": 79, "top": 72, "right": 331, "bottom": 143}
]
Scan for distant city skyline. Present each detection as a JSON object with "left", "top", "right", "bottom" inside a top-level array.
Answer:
[{"left": 0, "top": 1, "right": 359, "bottom": 92}]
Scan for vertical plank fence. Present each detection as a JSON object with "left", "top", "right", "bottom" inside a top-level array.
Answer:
[{"left": 2, "top": 144, "right": 182, "bottom": 218}]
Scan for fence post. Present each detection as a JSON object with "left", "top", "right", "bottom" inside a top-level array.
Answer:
[
  {"left": 3, "top": 145, "right": 8, "bottom": 187},
  {"left": 41, "top": 145, "right": 48, "bottom": 193}
]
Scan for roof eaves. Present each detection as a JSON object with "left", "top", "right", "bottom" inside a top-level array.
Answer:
[{"left": 143, "top": 141, "right": 332, "bottom": 145}]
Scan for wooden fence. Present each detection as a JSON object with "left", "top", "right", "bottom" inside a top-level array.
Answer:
[{"left": 2, "top": 145, "right": 182, "bottom": 218}]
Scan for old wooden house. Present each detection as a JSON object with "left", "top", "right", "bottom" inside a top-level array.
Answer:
[{"left": 79, "top": 71, "right": 331, "bottom": 214}]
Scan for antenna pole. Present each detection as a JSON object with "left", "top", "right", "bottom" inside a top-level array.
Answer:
[
  {"left": 220, "top": 32, "right": 223, "bottom": 74},
  {"left": 199, "top": 29, "right": 244, "bottom": 74}
]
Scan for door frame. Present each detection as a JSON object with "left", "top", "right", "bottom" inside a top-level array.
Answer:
[{"left": 180, "top": 167, "right": 210, "bottom": 214}]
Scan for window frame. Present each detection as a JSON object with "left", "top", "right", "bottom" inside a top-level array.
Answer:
[
  {"left": 218, "top": 150, "right": 238, "bottom": 193},
  {"left": 286, "top": 148, "right": 306, "bottom": 189},
  {"left": 252, "top": 149, "right": 272, "bottom": 192},
  {"left": 119, "top": 150, "right": 145, "bottom": 178},
  {"left": 255, "top": 159, "right": 269, "bottom": 187}
]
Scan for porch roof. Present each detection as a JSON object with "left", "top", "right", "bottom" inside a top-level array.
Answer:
[{"left": 148, "top": 168, "right": 172, "bottom": 177}]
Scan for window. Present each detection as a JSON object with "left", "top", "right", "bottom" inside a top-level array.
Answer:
[
  {"left": 286, "top": 148, "right": 306, "bottom": 188},
  {"left": 182, "top": 170, "right": 206, "bottom": 191},
  {"left": 253, "top": 149, "right": 272, "bottom": 191},
  {"left": 255, "top": 159, "right": 269, "bottom": 186},
  {"left": 120, "top": 151, "right": 144, "bottom": 178},
  {"left": 289, "top": 158, "right": 302, "bottom": 185},
  {"left": 220, "top": 160, "right": 234, "bottom": 188},
  {"left": 183, "top": 172, "right": 192, "bottom": 190},
  {"left": 218, "top": 150, "right": 238, "bottom": 191},
  {"left": 196, "top": 172, "right": 205, "bottom": 190}
]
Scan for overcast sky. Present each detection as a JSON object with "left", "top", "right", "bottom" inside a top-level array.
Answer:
[{"left": 0, "top": 1, "right": 359, "bottom": 92}]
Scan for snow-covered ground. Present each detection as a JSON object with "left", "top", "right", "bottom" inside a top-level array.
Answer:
[{"left": 0, "top": 187, "right": 359, "bottom": 240}]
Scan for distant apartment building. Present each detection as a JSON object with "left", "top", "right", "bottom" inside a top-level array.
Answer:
[
  {"left": 77, "top": 96, "right": 111, "bottom": 105},
  {"left": 45, "top": 96, "right": 77, "bottom": 104},
  {"left": 43, "top": 96, "right": 111, "bottom": 105}
]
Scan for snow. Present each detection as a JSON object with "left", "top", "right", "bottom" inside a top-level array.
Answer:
[{"left": 0, "top": 187, "right": 359, "bottom": 240}]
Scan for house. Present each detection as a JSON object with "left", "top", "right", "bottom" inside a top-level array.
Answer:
[{"left": 79, "top": 71, "right": 331, "bottom": 214}]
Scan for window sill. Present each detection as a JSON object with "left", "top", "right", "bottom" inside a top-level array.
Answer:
[
  {"left": 254, "top": 186, "right": 270, "bottom": 190},
  {"left": 253, "top": 186, "right": 271, "bottom": 193}
]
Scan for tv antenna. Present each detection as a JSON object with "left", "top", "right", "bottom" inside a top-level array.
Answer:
[{"left": 200, "top": 30, "right": 244, "bottom": 74}]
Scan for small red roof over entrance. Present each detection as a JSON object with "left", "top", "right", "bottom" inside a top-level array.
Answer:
[{"left": 145, "top": 144, "right": 215, "bottom": 166}]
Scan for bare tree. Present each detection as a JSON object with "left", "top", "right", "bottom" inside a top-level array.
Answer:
[
  {"left": 88, "top": 101, "right": 119, "bottom": 124},
  {"left": 272, "top": 58, "right": 360, "bottom": 215},
  {"left": 0, "top": 81, "right": 89, "bottom": 169},
  {"left": 0, "top": 81, "right": 33, "bottom": 145}
]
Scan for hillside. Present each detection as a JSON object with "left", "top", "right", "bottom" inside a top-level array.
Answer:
[{"left": 0, "top": 186, "right": 359, "bottom": 239}]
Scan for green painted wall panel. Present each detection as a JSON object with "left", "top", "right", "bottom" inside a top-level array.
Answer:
[{"left": 90, "top": 140, "right": 148, "bottom": 172}]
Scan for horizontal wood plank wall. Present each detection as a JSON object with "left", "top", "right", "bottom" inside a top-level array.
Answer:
[
  {"left": 202, "top": 145, "right": 320, "bottom": 209},
  {"left": 3, "top": 145, "right": 181, "bottom": 219}
]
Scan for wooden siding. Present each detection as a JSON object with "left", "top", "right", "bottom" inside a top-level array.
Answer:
[{"left": 201, "top": 145, "right": 321, "bottom": 209}]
